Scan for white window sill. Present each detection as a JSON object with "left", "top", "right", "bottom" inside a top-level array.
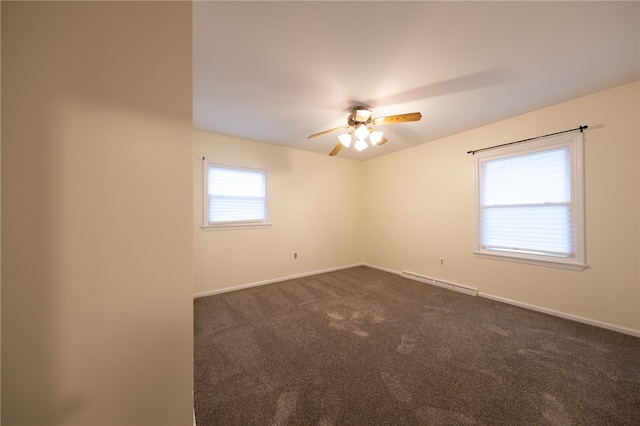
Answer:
[
  {"left": 473, "top": 251, "right": 586, "bottom": 271},
  {"left": 201, "top": 223, "right": 272, "bottom": 231}
]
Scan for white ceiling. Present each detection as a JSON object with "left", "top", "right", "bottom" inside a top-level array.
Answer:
[{"left": 193, "top": 1, "right": 639, "bottom": 161}]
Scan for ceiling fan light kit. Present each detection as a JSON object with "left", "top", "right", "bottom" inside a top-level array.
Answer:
[{"left": 307, "top": 106, "right": 422, "bottom": 156}]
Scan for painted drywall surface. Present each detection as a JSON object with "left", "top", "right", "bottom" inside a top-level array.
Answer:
[
  {"left": 2, "top": 2, "right": 193, "bottom": 425},
  {"left": 194, "top": 130, "right": 364, "bottom": 294},
  {"left": 1, "top": 3, "right": 3, "bottom": 421},
  {"left": 363, "top": 81, "right": 640, "bottom": 331}
]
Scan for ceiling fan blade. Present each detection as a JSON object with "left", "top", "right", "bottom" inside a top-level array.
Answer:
[
  {"left": 375, "top": 136, "right": 389, "bottom": 146},
  {"left": 308, "top": 125, "right": 349, "bottom": 139},
  {"left": 329, "top": 143, "right": 343, "bottom": 156},
  {"left": 373, "top": 112, "right": 422, "bottom": 125}
]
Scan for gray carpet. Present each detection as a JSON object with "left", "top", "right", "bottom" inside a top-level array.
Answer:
[{"left": 194, "top": 266, "right": 640, "bottom": 425}]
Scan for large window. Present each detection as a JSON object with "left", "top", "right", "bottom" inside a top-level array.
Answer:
[
  {"left": 203, "top": 161, "right": 270, "bottom": 229},
  {"left": 474, "top": 132, "right": 585, "bottom": 270}
]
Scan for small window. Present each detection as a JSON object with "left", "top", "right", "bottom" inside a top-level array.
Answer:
[
  {"left": 473, "top": 132, "right": 585, "bottom": 270},
  {"left": 203, "top": 161, "right": 270, "bottom": 229}
]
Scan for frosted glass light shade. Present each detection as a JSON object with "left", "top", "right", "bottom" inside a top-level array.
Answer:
[
  {"left": 370, "top": 131, "right": 385, "bottom": 145},
  {"left": 354, "top": 139, "right": 368, "bottom": 151},
  {"left": 338, "top": 133, "right": 352, "bottom": 147},
  {"left": 354, "top": 124, "right": 370, "bottom": 140}
]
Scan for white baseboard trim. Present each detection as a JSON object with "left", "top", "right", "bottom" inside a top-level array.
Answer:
[
  {"left": 193, "top": 263, "right": 365, "bottom": 298},
  {"left": 362, "top": 263, "right": 399, "bottom": 275},
  {"left": 478, "top": 292, "right": 640, "bottom": 338},
  {"left": 364, "top": 263, "right": 640, "bottom": 338}
]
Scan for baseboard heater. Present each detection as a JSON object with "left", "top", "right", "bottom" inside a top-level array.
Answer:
[{"left": 401, "top": 271, "right": 478, "bottom": 296}]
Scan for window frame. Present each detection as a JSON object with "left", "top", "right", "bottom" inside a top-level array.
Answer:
[
  {"left": 202, "top": 160, "right": 271, "bottom": 230},
  {"left": 473, "top": 132, "right": 586, "bottom": 271}
]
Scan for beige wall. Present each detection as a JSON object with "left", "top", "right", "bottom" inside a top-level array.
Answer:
[
  {"left": 194, "top": 130, "right": 363, "bottom": 295},
  {"left": 363, "top": 81, "right": 640, "bottom": 331},
  {"left": 1, "top": 2, "right": 3, "bottom": 421},
  {"left": 2, "top": 2, "right": 193, "bottom": 425}
]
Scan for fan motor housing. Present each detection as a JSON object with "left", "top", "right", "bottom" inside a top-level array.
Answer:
[{"left": 348, "top": 106, "right": 372, "bottom": 126}]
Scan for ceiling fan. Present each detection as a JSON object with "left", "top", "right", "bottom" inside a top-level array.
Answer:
[{"left": 307, "top": 106, "right": 422, "bottom": 156}]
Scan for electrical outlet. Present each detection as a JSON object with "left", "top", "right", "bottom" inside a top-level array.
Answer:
[{"left": 439, "top": 257, "right": 445, "bottom": 266}]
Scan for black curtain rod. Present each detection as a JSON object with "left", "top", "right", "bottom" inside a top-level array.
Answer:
[{"left": 467, "top": 125, "right": 588, "bottom": 155}]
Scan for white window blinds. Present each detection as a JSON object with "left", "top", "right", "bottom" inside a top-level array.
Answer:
[
  {"left": 206, "top": 163, "right": 268, "bottom": 226},
  {"left": 480, "top": 147, "right": 572, "bottom": 257}
]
